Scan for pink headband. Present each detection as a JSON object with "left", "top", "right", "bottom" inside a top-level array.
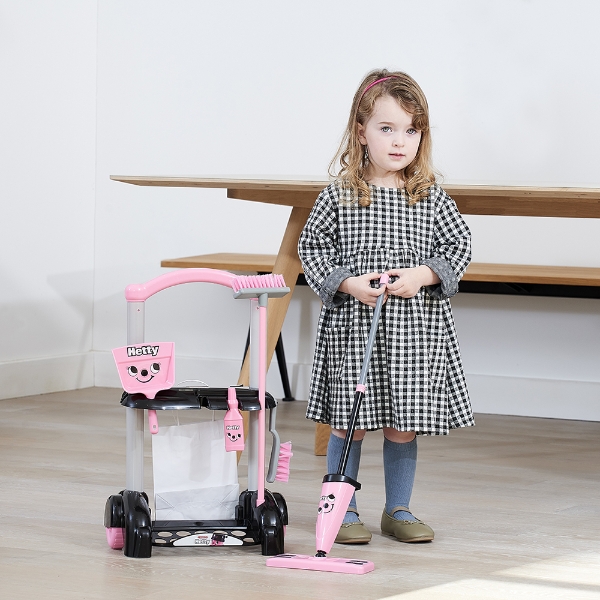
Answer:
[{"left": 360, "top": 76, "right": 397, "bottom": 101}]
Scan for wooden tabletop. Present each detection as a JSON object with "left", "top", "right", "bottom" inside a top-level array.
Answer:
[
  {"left": 111, "top": 176, "right": 600, "bottom": 218},
  {"left": 110, "top": 175, "right": 327, "bottom": 192}
]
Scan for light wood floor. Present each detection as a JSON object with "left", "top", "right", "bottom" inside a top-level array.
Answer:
[{"left": 1, "top": 388, "right": 600, "bottom": 599}]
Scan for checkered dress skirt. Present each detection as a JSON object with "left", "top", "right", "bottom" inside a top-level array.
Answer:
[{"left": 299, "top": 183, "right": 474, "bottom": 435}]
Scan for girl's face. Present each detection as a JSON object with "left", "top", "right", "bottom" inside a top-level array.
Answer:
[{"left": 357, "top": 95, "right": 422, "bottom": 187}]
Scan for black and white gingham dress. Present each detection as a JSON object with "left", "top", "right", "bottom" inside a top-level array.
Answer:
[{"left": 298, "top": 182, "right": 474, "bottom": 435}]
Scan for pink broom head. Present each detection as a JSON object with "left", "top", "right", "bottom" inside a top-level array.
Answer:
[
  {"left": 275, "top": 441, "right": 293, "bottom": 482},
  {"left": 232, "top": 273, "right": 287, "bottom": 293},
  {"left": 112, "top": 342, "right": 175, "bottom": 399}
]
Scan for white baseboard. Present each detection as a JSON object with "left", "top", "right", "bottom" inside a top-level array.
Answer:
[
  {"left": 467, "top": 373, "right": 600, "bottom": 421},
  {"left": 0, "top": 353, "right": 94, "bottom": 400}
]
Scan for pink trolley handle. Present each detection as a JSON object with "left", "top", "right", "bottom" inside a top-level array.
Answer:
[
  {"left": 125, "top": 268, "right": 238, "bottom": 302},
  {"left": 125, "top": 268, "right": 289, "bottom": 302}
]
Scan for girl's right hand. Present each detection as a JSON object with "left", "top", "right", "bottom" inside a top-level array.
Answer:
[{"left": 338, "top": 272, "right": 387, "bottom": 307}]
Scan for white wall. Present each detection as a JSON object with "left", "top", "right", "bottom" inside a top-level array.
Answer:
[
  {"left": 0, "top": 2, "right": 98, "bottom": 398},
  {"left": 2, "top": 1, "right": 599, "bottom": 420}
]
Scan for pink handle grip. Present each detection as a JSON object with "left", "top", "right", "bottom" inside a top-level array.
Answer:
[
  {"left": 125, "top": 269, "right": 238, "bottom": 302},
  {"left": 257, "top": 304, "right": 267, "bottom": 506},
  {"left": 379, "top": 273, "right": 390, "bottom": 285},
  {"left": 148, "top": 410, "right": 159, "bottom": 434}
]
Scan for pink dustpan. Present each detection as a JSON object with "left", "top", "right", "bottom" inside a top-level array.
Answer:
[{"left": 112, "top": 342, "right": 175, "bottom": 399}]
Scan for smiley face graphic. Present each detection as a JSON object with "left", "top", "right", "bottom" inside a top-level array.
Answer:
[
  {"left": 317, "top": 493, "right": 336, "bottom": 515},
  {"left": 127, "top": 362, "right": 160, "bottom": 383}
]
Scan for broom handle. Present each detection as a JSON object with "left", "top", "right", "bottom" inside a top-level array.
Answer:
[{"left": 337, "top": 274, "right": 389, "bottom": 476}]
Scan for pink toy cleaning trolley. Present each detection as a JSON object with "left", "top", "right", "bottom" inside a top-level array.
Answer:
[{"left": 104, "top": 268, "right": 291, "bottom": 558}]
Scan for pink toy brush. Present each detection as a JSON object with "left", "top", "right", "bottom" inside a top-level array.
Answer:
[
  {"left": 232, "top": 272, "right": 290, "bottom": 520},
  {"left": 274, "top": 441, "right": 292, "bottom": 482},
  {"left": 267, "top": 274, "right": 389, "bottom": 575},
  {"left": 266, "top": 405, "right": 292, "bottom": 483}
]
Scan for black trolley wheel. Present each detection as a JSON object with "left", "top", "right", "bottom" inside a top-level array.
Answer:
[
  {"left": 104, "top": 493, "right": 125, "bottom": 549},
  {"left": 261, "top": 525, "right": 284, "bottom": 556},
  {"left": 259, "top": 493, "right": 285, "bottom": 556},
  {"left": 122, "top": 490, "right": 153, "bottom": 558},
  {"left": 271, "top": 492, "right": 288, "bottom": 526}
]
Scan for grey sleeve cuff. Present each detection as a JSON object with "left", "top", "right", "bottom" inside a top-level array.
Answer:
[
  {"left": 421, "top": 256, "right": 459, "bottom": 300},
  {"left": 320, "top": 266, "right": 355, "bottom": 308}
]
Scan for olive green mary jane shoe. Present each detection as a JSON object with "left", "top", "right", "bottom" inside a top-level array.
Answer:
[
  {"left": 334, "top": 509, "right": 372, "bottom": 544},
  {"left": 381, "top": 506, "right": 434, "bottom": 543}
]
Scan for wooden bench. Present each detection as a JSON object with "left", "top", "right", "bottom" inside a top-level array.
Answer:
[{"left": 161, "top": 253, "right": 600, "bottom": 288}]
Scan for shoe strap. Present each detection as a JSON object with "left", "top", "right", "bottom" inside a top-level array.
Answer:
[
  {"left": 346, "top": 507, "right": 359, "bottom": 516},
  {"left": 389, "top": 505, "right": 411, "bottom": 515}
]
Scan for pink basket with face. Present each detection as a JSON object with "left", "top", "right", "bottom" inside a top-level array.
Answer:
[{"left": 112, "top": 342, "right": 175, "bottom": 399}]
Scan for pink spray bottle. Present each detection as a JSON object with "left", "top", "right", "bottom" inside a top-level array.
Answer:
[{"left": 224, "top": 386, "right": 245, "bottom": 452}]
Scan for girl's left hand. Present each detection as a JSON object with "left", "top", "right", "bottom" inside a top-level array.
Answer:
[{"left": 386, "top": 266, "right": 439, "bottom": 298}]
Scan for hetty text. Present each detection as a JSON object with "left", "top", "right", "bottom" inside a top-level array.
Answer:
[
  {"left": 127, "top": 345, "right": 159, "bottom": 357},
  {"left": 194, "top": 536, "right": 212, "bottom": 545}
]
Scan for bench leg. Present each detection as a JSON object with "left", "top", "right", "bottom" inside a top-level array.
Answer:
[
  {"left": 314, "top": 423, "right": 330, "bottom": 456},
  {"left": 275, "top": 335, "right": 295, "bottom": 401},
  {"left": 243, "top": 331, "right": 295, "bottom": 401}
]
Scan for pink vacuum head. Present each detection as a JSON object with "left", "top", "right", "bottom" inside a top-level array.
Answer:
[
  {"left": 112, "top": 342, "right": 175, "bottom": 399},
  {"left": 266, "top": 554, "right": 374, "bottom": 575},
  {"left": 315, "top": 480, "right": 356, "bottom": 555},
  {"left": 266, "top": 475, "right": 374, "bottom": 574}
]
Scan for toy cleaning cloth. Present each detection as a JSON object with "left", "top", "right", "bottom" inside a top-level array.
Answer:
[{"left": 151, "top": 419, "right": 239, "bottom": 520}]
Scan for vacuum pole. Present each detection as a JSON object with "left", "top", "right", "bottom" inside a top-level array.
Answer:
[{"left": 337, "top": 273, "right": 389, "bottom": 476}]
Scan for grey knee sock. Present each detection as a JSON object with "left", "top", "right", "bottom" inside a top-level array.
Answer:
[
  {"left": 327, "top": 432, "right": 363, "bottom": 524},
  {"left": 383, "top": 436, "right": 418, "bottom": 522}
]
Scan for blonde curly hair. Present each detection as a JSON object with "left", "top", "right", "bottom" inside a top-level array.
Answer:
[{"left": 330, "top": 69, "right": 436, "bottom": 206}]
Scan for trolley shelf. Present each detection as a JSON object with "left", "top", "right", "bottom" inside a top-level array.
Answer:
[{"left": 120, "top": 386, "right": 276, "bottom": 411}]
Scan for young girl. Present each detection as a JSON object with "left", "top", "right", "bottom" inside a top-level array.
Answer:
[{"left": 298, "top": 69, "right": 474, "bottom": 545}]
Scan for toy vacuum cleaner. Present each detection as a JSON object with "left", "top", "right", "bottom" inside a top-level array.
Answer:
[
  {"left": 267, "top": 273, "right": 389, "bottom": 575},
  {"left": 103, "top": 268, "right": 292, "bottom": 558}
]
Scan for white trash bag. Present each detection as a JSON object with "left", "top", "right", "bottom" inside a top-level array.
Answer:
[{"left": 151, "top": 418, "right": 239, "bottom": 521}]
